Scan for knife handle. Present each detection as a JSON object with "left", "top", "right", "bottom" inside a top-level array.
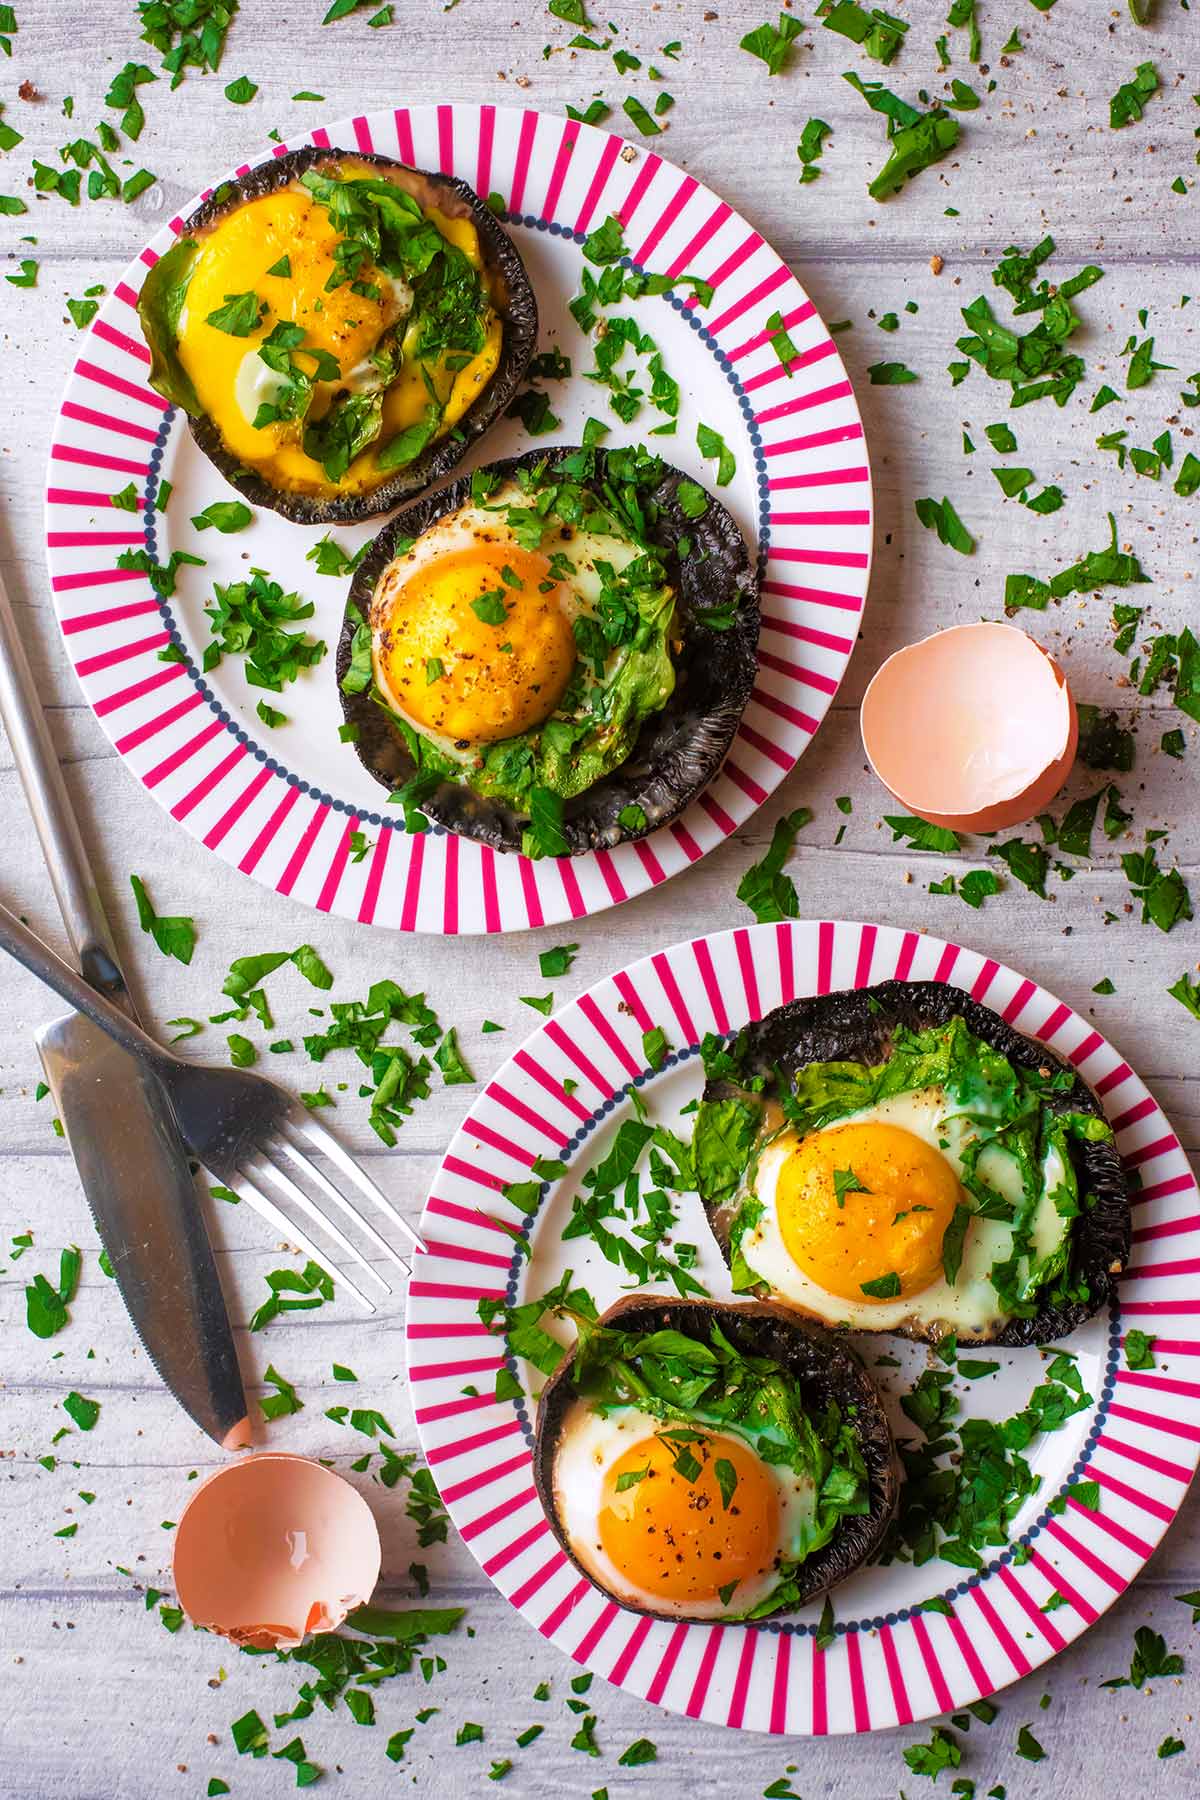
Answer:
[{"left": 0, "top": 569, "right": 129, "bottom": 1004}]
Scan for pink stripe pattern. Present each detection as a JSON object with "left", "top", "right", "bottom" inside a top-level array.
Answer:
[
  {"left": 46, "top": 103, "right": 871, "bottom": 936},
  {"left": 407, "top": 918, "right": 1200, "bottom": 1737}
]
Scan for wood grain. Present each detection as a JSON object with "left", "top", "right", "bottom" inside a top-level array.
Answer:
[{"left": 1, "top": 1, "right": 1198, "bottom": 1793}]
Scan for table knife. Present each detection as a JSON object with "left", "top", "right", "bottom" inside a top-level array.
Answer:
[{"left": 0, "top": 567, "right": 249, "bottom": 1448}]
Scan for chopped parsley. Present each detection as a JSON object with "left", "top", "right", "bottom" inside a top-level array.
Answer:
[
  {"left": 203, "top": 569, "right": 326, "bottom": 693},
  {"left": 914, "top": 494, "right": 974, "bottom": 552},
  {"left": 130, "top": 873, "right": 196, "bottom": 964},
  {"left": 1110, "top": 62, "right": 1159, "bottom": 131},
  {"left": 739, "top": 13, "right": 804, "bottom": 76},
  {"left": 844, "top": 72, "right": 959, "bottom": 200},
  {"left": 885, "top": 815, "right": 960, "bottom": 853},
  {"left": 735, "top": 807, "right": 813, "bottom": 921},
  {"left": 869, "top": 359, "right": 919, "bottom": 383}
]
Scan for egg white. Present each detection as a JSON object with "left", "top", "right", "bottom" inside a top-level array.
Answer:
[
  {"left": 738, "top": 1087, "right": 1071, "bottom": 1338},
  {"left": 552, "top": 1399, "right": 817, "bottom": 1620},
  {"left": 369, "top": 480, "right": 647, "bottom": 762}
]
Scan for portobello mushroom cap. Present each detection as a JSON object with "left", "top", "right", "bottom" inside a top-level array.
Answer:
[
  {"left": 146, "top": 146, "right": 537, "bottom": 524},
  {"left": 336, "top": 445, "right": 761, "bottom": 854},
  {"left": 701, "top": 980, "right": 1132, "bottom": 1348},
  {"left": 532, "top": 1294, "right": 899, "bottom": 1623}
]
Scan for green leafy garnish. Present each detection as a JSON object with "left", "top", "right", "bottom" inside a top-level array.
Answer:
[
  {"left": 205, "top": 289, "right": 264, "bottom": 335},
  {"left": 739, "top": 12, "right": 803, "bottom": 75},
  {"left": 203, "top": 569, "right": 325, "bottom": 693},
  {"left": 914, "top": 494, "right": 974, "bottom": 553},
  {"left": 1110, "top": 62, "right": 1159, "bottom": 130},
  {"left": 821, "top": 1, "right": 907, "bottom": 65},
  {"left": 25, "top": 1246, "right": 81, "bottom": 1339},
  {"left": 259, "top": 1364, "right": 303, "bottom": 1420},
  {"left": 844, "top": 71, "right": 959, "bottom": 200},
  {"left": 191, "top": 499, "right": 252, "bottom": 533},
  {"left": 735, "top": 807, "right": 813, "bottom": 921},
  {"left": 130, "top": 873, "right": 195, "bottom": 964},
  {"left": 884, "top": 815, "right": 960, "bottom": 853},
  {"left": 869, "top": 359, "right": 919, "bottom": 383}
]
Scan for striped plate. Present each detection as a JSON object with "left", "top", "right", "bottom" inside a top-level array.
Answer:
[
  {"left": 407, "top": 920, "right": 1200, "bottom": 1733},
  {"left": 43, "top": 104, "right": 871, "bottom": 933}
]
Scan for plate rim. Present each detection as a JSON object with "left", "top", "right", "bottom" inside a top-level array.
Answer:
[
  {"left": 43, "top": 101, "right": 873, "bottom": 933},
  {"left": 406, "top": 917, "right": 1200, "bottom": 1735}
]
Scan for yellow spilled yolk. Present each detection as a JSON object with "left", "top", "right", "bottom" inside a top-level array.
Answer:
[
  {"left": 174, "top": 181, "right": 502, "bottom": 496},
  {"left": 374, "top": 544, "right": 576, "bottom": 745},
  {"left": 777, "top": 1121, "right": 961, "bottom": 1304},
  {"left": 598, "top": 1432, "right": 778, "bottom": 1605}
]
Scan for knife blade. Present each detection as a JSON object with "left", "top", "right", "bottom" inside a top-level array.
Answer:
[{"left": 0, "top": 567, "right": 249, "bottom": 1448}]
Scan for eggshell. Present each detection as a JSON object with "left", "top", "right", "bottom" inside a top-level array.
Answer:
[
  {"left": 860, "top": 621, "right": 1077, "bottom": 833},
  {"left": 172, "top": 1454, "right": 381, "bottom": 1650}
]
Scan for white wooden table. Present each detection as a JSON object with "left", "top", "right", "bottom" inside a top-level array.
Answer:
[{"left": 2, "top": 3, "right": 1198, "bottom": 1794}]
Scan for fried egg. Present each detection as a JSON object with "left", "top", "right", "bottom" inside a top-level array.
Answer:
[
  {"left": 173, "top": 169, "right": 502, "bottom": 497},
  {"left": 369, "top": 482, "right": 652, "bottom": 759},
  {"left": 552, "top": 1400, "right": 818, "bottom": 1619},
  {"left": 737, "top": 1088, "right": 1072, "bottom": 1338}
]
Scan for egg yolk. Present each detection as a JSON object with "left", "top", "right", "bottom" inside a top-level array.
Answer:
[
  {"left": 374, "top": 543, "right": 576, "bottom": 744},
  {"left": 777, "top": 1121, "right": 961, "bottom": 1304},
  {"left": 598, "top": 1431, "right": 778, "bottom": 1604},
  {"left": 174, "top": 171, "right": 502, "bottom": 497}
]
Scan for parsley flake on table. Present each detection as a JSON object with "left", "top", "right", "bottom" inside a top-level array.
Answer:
[
  {"left": 259, "top": 1364, "right": 303, "bottom": 1420},
  {"left": 884, "top": 815, "right": 960, "bottom": 853},
  {"left": 844, "top": 72, "right": 959, "bottom": 200},
  {"left": 740, "top": 12, "right": 804, "bottom": 75},
  {"left": 539, "top": 943, "right": 577, "bottom": 978},
  {"left": 130, "top": 873, "right": 196, "bottom": 965},
  {"left": 869, "top": 359, "right": 919, "bottom": 383},
  {"left": 797, "top": 116, "right": 831, "bottom": 179},
  {"left": 1110, "top": 62, "right": 1159, "bottom": 130},
  {"left": 1159, "top": 1736, "right": 1186, "bottom": 1759},
  {"left": 1100, "top": 1625, "right": 1184, "bottom": 1689},
  {"left": 1122, "top": 839, "right": 1193, "bottom": 931},
  {"left": 62, "top": 1390, "right": 100, "bottom": 1431},
  {"left": 1168, "top": 972, "right": 1200, "bottom": 1020},
  {"left": 914, "top": 494, "right": 975, "bottom": 552},
  {"left": 24, "top": 1246, "right": 80, "bottom": 1339},
  {"left": 1125, "top": 334, "right": 1171, "bottom": 390},
  {"left": 903, "top": 1725, "right": 962, "bottom": 1778},
  {"left": 821, "top": 2, "right": 907, "bottom": 65},
  {"left": 735, "top": 807, "right": 813, "bottom": 921},
  {"left": 223, "top": 74, "right": 257, "bottom": 104},
  {"left": 618, "top": 1738, "right": 657, "bottom": 1766},
  {"left": 988, "top": 838, "right": 1049, "bottom": 899}
]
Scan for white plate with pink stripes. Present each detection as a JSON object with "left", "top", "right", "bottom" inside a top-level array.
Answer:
[
  {"left": 407, "top": 919, "right": 1200, "bottom": 1734},
  {"left": 43, "top": 104, "right": 871, "bottom": 933}
]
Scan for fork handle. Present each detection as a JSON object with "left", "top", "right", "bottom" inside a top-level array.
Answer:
[
  {"left": 0, "top": 899, "right": 174, "bottom": 1078},
  {"left": 0, "top": 571, "right": 129, "bottom": 1003}
]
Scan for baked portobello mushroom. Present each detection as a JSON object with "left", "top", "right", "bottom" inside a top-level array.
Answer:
[
  {"left": 336, "top": 442, "right": 760, "bottom": 855},
  {"left": 137, "top": 146, "right": 537, "bottom": 522},
  {"left": 531, "top": 1295, "right": 899, "bottom": 1624},
  {"left": 695, "top": 981, "right": 1130, "bottom": 1347}
]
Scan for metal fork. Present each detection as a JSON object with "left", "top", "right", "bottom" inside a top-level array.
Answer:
[{"left": 0, "top": 898, "right": 422, "bottom": 1311}]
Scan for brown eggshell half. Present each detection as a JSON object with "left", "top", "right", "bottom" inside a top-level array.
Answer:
[
  {"left": 172, "top": 1454, "right": 381, "bottom": 1650},
  {"left": 860, "top": 621, "right": 1078, "bottom": 833}
]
